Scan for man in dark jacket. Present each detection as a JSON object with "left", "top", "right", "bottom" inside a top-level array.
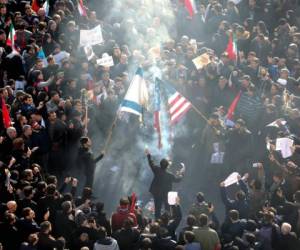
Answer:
[
  {"left": 145, "top": 149, "right": 184, "bottom": 219},
  {"left": 17, "top": 207, "right": 40, "bottom": 242},
  {"left": 221, "top": 210, "right": 246, "bottom": 242},
  {"left": 220, "top": 175, "right": 250, "bottom": 219},
  {"left": 36, "top": 221, "right": 61, "bottom": 250},
  {"left": 54, "top": 201, "right": 76, "bottom": 246},
  {"left": 278, "top": 222, "right": 300, "bottom": 250},
  {"left": 77, "top": 136, "right": 104, "bottom": 188},
  {"left": 113, "top": 218, "right": 140, "bottom": 250}
]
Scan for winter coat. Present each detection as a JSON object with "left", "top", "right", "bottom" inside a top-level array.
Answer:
[
  {"left": 111, "top": 206, "right": 137, "bottom": 232},
  {"left": 146, "top": 154, "right": 182, "bottom": 198},
  {"left": 93, "top": 238, "right": 119, "bottom": 250}
]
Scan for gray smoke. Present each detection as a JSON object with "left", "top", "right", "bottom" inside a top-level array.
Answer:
[{"left": 92, "top": 0, "right": 189, "bottom": 212}]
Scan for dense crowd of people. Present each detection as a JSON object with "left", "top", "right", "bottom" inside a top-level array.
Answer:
[{"left": 1, "top": 0, "right": 300, "bottom": 249}]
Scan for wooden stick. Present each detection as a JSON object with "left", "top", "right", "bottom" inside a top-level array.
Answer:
[
  {"left": 189, "top": 102, "right": 223, "bottom": 134},
  {"left": 103, "top": 112, "right": 119, "bottom": 152},
  {"left": 190, "top": 102, "right": 210, "bottom": 124},
  {"left": 84, "top": 103, "right": 88, "bottom": 136}
]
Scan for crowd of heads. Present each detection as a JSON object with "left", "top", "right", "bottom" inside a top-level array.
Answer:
[{"left": 1, "top": 0, "right": 300, "bottom": 250}]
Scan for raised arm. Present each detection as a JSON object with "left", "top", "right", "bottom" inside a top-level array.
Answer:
[
  {"left": 220, "top": 182, "right": 234, "bottom": 208},
  {"left": 145, "top": 149, "right": 157, "bottom": 173},
  {"left": 238, "top": 174, "right": 249, "bottom": 199},
  {"left": 168, "top": 197, "right": 182, "bottom": 234}
]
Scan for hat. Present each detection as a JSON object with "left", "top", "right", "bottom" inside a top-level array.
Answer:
[
  {"left": 242, "top": 75, "right": 251, "bottom": 81},
  {"left": 280, "top": 68, "right": 290, "bottom": 73}
]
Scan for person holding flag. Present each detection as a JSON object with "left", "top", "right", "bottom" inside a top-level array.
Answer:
[{"left": 77, "top": 136, "right": 105, "bottom": 188}]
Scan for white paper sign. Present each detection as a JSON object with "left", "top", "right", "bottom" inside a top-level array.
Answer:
[
  {"left": 84, "top": 46, "right": 95, "bottom": 61},
  {"left": 96, "top": 55, "right": 114, "bottom": 67},
  {"left": 276, "top": 137, "right": 294, "bottom": 158},
  {"left": 192, "top": 53, "right": 211, "bottom": 70},
  {"left": 168, "top": 192, "right": 178, "bottom": 205},
  {"left": 277, "top": 78, "right": 287, "bottom": 86},
  {"left": 267, "top": 119, "right": 287, "bottom": 128},
  {"left": 210, "top": 152, "right": 224, "bottom": 164},
  {"left": 224, "top": 172, "right": 239, "bottom": 187},
  {"left": 80, "top": 25, "right": 103, "bottom": 47}
]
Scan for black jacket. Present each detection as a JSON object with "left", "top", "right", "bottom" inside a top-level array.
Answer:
[
  {"left": 113, "top": 228, "right": 140, "bottom": 250},
  {"left": 17, "top": 218, "right": 40, "bottom": 242},
  {"left": 220, "top": 179, "right": 250, "bottom": 219},
  {"left": 147, "top": 154, "right": 182, "bottom": 198},
  {"left": 36, "top": 232, "right": 61, "bottom": 250},
  {"left": 77, "top": 147, "right": 104, "bottom": 171}
]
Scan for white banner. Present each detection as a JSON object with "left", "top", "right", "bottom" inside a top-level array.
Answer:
[
  {"left": 80, "top": 25, "right": 103, "bottom": 47},
  {"left": 96, "top": 55, "right": 114, "bottom": 67}
]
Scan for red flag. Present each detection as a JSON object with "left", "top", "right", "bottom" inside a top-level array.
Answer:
[
  {"left": 130, "top": 192, "right": 136, "bottom": 213},
  {"left": 1, "top": 97, "right": 11, "bottom": 128},
  {"left": 226, "top": 91, "right": 241, "bottom": 121},
  {"left": 184, "top": 0, "right": 197, "bottom": 16},
  {"left": 31, "top": 0, "right": 40, "bottom": 13},
  {"left": 78, "top": 0, "right": 87, "bottom": 17},
  {"left": 225, "top": 34, "right": 237, "bottom": 61}
]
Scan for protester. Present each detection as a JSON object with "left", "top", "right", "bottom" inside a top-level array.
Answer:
[
  {"left": 145, "top": 149, "right": 184, "bottom": 219},
  {"left": 1, "top": 0, "right": 300, "bottom": 250}
]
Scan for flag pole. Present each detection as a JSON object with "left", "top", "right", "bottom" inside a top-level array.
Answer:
[
  {"left": 162, "top": 79, "right": 210, "bottom": 124},
  {"left": 162, "top": 79, "right": 220, "bottom": 131},
  {"left": 189, "top": 102, "right": 222, "bottom": 133},
  {"left": 189, "top": 103, "right": 209, "bottom": 124},
  {"left": 103, "top": 111, "right": 119, "bottom": 153}
]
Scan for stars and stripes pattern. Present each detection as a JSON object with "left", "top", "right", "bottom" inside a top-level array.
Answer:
[
  {"left": 168, "top": 91, "right": 192, "bottom": 124},
  {"left": 157, "top": 79, "right": 192, "bottom": 125}
]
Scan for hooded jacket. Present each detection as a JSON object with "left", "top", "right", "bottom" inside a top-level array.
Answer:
[{"left": 93, "top": 237, "right": 119, "bottom": 250}]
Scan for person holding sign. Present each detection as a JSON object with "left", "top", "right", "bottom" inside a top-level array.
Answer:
[
  {"left": 145, "top": 149, "right": 185, "bottom": 219},
  {"left": 220, "top": 174, "right": 250, "bottom": 219}
]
